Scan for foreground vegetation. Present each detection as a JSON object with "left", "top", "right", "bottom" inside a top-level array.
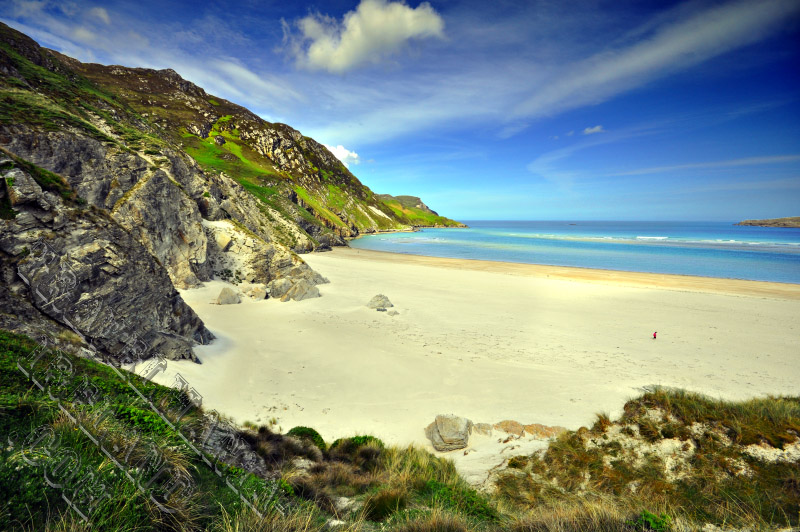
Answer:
[{"left": 1, "top": 329, "right": 797, "bottom": 531}]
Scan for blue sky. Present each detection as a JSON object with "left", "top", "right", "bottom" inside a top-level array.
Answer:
[{"left": 2, "top": 0, "right": 799, "bottom": 221}]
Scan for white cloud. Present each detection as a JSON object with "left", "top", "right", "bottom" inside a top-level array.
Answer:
[
  {"left": 87, "top": 7, "right": 110, "bottom": 25},
  {"left": 287, "top": 0, "right": 445, "bottom": 73},
  {"left": 582, "top": 125, "right": 604, "bottom": 135},
  {"left": 324, "top": 144, "right": 361, "bottom": 167}
]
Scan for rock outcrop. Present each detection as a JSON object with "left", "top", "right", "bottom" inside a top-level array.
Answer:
[{"left": 0, "top": 154, "right": 212, "bottom": 363}]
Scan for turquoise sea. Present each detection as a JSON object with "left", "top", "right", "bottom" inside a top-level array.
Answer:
[{"left": 349, "top": 221, "right": 800, "bottom": 284}]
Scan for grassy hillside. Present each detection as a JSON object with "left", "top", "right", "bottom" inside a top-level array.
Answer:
[
  {"left": 2, "top": 330, "right": 798, "bottom": 531},
  {"left": 378, "top": 194, "right": 466, "bottom": 227},
  {"left": 57, "top": 51, "right": 410, "bottom": 238},
  {"left": 0, "top": 21, "right": 426, "bottom": 249}
]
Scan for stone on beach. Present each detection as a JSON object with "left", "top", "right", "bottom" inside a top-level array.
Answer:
[
  {"left": 367, "top": 294, "right": 393, "bottom": 310},
  {"left": 281, "top": 279, "right": 320, "bottom": 302},
  {"left": 247, "top": 285, "right": 267, "bottom": 300},
  {"left": 216, "top": 287, "right": 240, "bottom": 305},
  {"left": 426, "top": 414, "right": 473, "bottom": 451}
]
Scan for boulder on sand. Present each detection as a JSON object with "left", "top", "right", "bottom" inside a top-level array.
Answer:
[
  {"left": 216, "top": 287, "right": 240, "bottom": 305},
  {"left": 425, "top": 414, "right": 473, "bottom": 452},
  {"left": 281, "top": 279, "right": 320, "bottom": 302},
  {"left": 367, "top": 294, "right": 393, "bottom": 310},
  {"left": 248, "top": 285, "right": 267, "bottom": 300}
]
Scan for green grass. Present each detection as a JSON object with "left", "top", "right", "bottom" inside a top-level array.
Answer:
[
  {"left": 0, "top": 329, "right": 288, "bottom": 530},
  {"left": 287, "top": 426, "right": 327, "bottom": 452},
  {"left": 380, "top": 197, "right": 464, "bottom": 227},
  {"left": 0, "top": 147, "right": 76, "bottom": 202},
  {"left": 294, "top": 185, "right": 349, "bottom": 229}
]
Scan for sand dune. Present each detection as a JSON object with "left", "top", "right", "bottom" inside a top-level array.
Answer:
[{"left": 137, "top": 247, "right": 800, "bottom": 480}]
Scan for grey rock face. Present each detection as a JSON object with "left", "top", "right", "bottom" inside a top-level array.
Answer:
[
  {"left": 367, "top": 294, "right": 393, "bottom": 310},
  {"left": 216, "top": 287, "right": 240, "bottom": 305},
  {"left": 1, "top": 126, "right": 210, "bottom": 289},
  {"left": 267, "top": 278, "right": 293, "bottom": 299},
  {"left": 111, "top": 169, "right": 209, "bottom": 289},
  {"left": 0, "top": 161, "right": 212, "bottom": 363},
  {"left": 425, "top": 414, "right": 473, "bottom": 452},
  {"left": 0, "top": 125, "right": 325, "bottom": 291}
]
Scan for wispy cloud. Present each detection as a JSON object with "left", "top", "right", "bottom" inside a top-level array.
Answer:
[
  {"left": 514, "top": 0, "right": 800, "bottom": 119},
  {"left": 582, "top": 125, "right": 604, "bottom": 135},
  {"left": 87, "top": 7, "right": 110, "bottom": 25},
  {"left": 284, "top": 0, "right": 444, "bottom": 73},
  {"left": 612, "top": 155, "right": 800, "bottom": 176}
]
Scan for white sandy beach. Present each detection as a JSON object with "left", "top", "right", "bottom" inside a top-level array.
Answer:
[{"left": 138, "top": 247, "right": 800, "bottom": 482}]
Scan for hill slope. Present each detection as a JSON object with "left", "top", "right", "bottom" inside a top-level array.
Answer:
[{"left": 378, "top": 194, "right": 467, "bottom": 227}]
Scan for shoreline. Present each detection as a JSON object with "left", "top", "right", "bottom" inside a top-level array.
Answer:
[{"left": 332, "top": 246, "right": 800, "bottom": 300}]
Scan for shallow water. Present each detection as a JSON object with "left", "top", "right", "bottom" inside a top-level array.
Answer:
[{"left": 349, "top": 221, "right": 800, "bottom": 283}]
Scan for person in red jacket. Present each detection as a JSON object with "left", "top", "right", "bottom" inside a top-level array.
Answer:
[{"left": 653, "top": 331, "right": 657, "bottom": 339}]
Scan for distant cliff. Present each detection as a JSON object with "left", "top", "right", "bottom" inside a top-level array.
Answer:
[
  {"left": 377, "top": 194, "right": 467, "bottom": 228},
  {"left": 736, "top": 217, "right": 800, "bottom": 228}
]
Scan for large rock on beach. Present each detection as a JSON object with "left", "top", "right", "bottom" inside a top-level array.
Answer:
[
  {"left": 425, "top": 414, "right": 473, "bottom": 452},
  {"left": 216, "top": 287, "right": 240, "bottom": 305},
  {"left": 281, "top": 279, "right": 320, "bottom": 302},
  {"left": 367, "top": 294, "right": 393, "bottom": 310}
]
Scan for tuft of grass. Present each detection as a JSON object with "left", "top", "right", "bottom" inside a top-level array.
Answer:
[
  {"left": 422, "top": 480, "right": 499, "bottom": 521},
  {"left": 364, "top": 486, "right": 408, "bottom": 521},
  {"left": 287, "top": 426, "right": 327, "bottom": 452}
]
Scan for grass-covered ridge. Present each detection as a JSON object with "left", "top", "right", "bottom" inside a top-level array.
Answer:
[{"left": 378, "top": 194, "right": 466, "bottom": 228}]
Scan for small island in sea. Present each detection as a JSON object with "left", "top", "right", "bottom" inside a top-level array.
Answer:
[
  {"left": 736, "top": 216, "right": 800, "bottom": 228},
  {"left": 1, "top": 5, "right": 799, "bottom": 532}
]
